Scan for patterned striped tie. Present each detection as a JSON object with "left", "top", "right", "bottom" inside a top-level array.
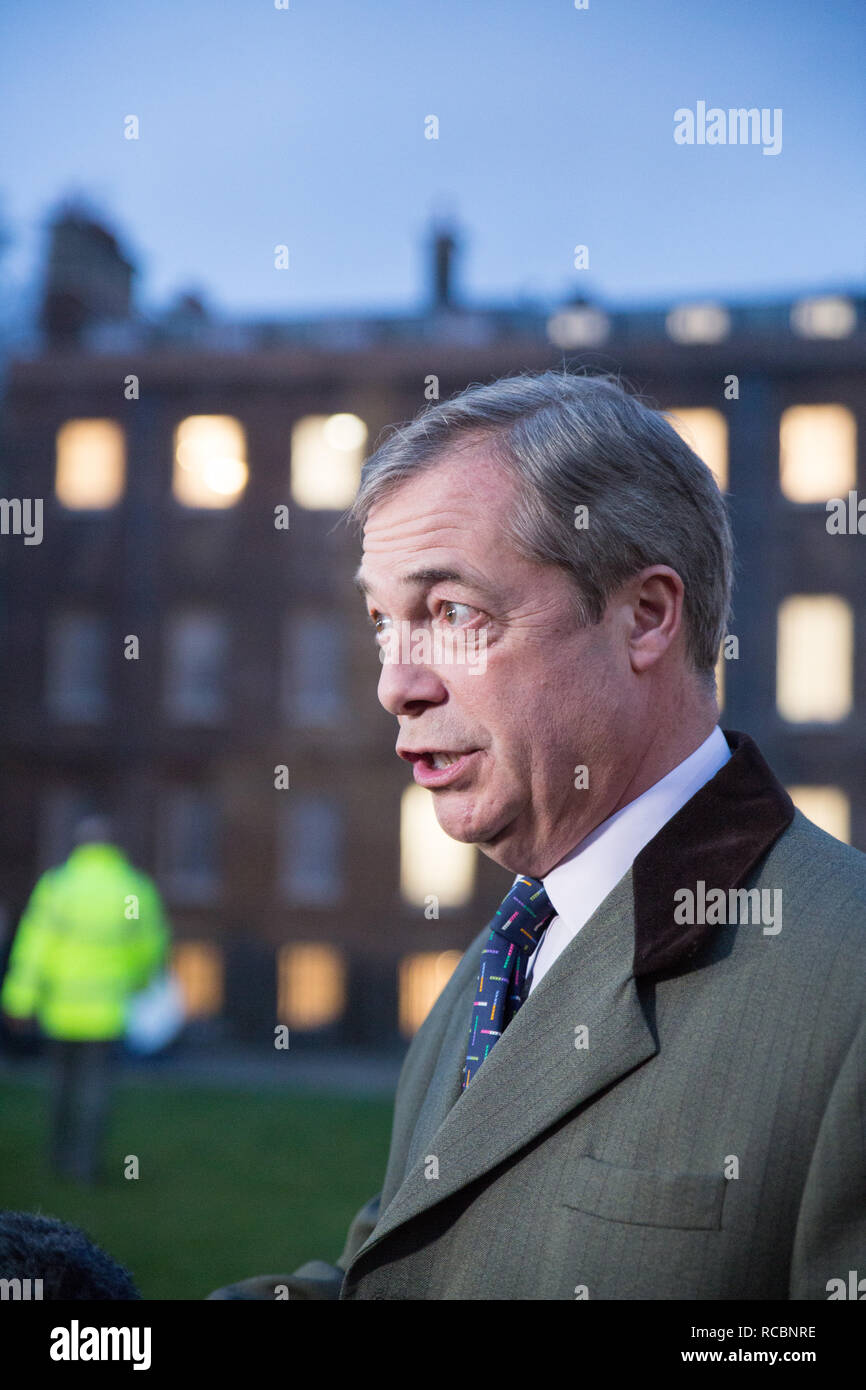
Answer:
[{"left": 461, "top": 876, "right": 556, "bottom": 1090}]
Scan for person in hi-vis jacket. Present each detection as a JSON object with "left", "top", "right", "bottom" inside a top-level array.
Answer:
[{"left": 1, "top": 816, "right": 169, "bottom": 1183}]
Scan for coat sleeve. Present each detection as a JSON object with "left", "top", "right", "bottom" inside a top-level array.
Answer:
[
  {"left": 204, "top": 1194, "right": 382, "bottom": 1301},
  {"left": 0, "top": 872, "right": 58, "bottom": 1019},
  {"left": 789, "top": 1010, "right": 866, "bottom": 1299}
]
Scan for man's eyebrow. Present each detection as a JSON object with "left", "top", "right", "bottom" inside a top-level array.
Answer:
[{"left": 353, "top": 566, "right": 490, "bottom": 599}]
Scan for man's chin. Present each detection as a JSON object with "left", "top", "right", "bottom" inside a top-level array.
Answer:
[{"left": 434, "top": 800, "right": 520, "bottom": 855}]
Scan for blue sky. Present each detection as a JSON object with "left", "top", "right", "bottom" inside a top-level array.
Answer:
[{"left": 0, "top": 0, "right": 863, "bottom": 318}]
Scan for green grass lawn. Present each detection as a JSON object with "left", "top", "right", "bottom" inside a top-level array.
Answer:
[{"left": 0, "top": 1076, "right": 395, "bottom": 1300}]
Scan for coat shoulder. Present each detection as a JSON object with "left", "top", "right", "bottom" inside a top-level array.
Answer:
[
  {"left": 764, "top": 808, "right": 866, "bottom": 914},
  {"left": 748, "top": 808, "right": 866, "bottom": 1006}
]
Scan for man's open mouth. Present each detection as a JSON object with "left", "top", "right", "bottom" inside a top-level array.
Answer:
[
  {"left": 399, "top": 748, "right": 474, "bottom": 768},
  {"left": 428, "top": 752, "right": 464, "bottom": 770},
  {"left": 397, "top": 747, "right": 481, "bottom": 785}
]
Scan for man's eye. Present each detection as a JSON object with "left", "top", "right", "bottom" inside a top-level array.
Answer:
[
  {"left": 369, "top": 613, "right": 390, "bottom": 637},
  {"left": 438, "top": 602, "right": 475, "bottom": 626}
]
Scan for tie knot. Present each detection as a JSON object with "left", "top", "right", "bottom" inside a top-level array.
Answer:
[{"left": 490, "top": 876, "right": 555, "bottom": 952}]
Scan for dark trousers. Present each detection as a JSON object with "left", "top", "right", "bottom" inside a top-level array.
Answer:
[{"left": 48, "top": 1039, "right": 115, "bottom": 1184}]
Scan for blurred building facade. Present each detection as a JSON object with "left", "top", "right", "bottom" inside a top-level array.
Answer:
[{"left": 1, "top": 211, "right": 864, "bottom": 1046}]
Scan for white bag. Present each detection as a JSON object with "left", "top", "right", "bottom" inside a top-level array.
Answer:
[{"left": 125, "top": 970, "right": 186, "bottom": 1054}]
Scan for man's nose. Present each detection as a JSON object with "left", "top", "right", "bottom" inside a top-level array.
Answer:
[{"left": 377, "top": 648, "right": 447, "bottom": 716}]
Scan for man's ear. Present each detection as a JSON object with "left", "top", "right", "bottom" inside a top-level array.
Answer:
[{"left": 626, "top": 566, "right": 685, "bottom": 674}]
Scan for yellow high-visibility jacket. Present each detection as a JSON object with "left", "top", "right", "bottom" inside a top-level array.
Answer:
[{"left": 1, "top": 843, "right": 170, "bottom": 1040}]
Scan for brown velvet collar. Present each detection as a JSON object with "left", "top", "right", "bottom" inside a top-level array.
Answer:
[{"left": 631, "top": 729, "right": 795, "bottom": 978}]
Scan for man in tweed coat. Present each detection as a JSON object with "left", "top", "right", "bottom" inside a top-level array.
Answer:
[{"left": 211, "top": 371, "right": 866, "bottom": 1301}]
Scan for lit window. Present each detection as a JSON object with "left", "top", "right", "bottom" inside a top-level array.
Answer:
[
  {"left": 45, "top": 612, "right": 109, "bottom": 721},
  {"left": 546, "top": 307, "right": 610, "bottom": 348},
  {"left": 163, "top": 609, "right": 228, "bottom": 723},
  {"left": 277, "top": 943, "right": 346, "bottom": 1029},
  {"left": 400, "top": 785, "right": 476, "bottom": 908},
  {"left": 171, "top": 942, "right": 223, "bottom": 1016},
  {"left": 159, "top": 788, "right": 220, "bottom": 904},
  {"left": 786, "top": 786, "right": 850, "bottom": 844},
  {"left": 776, "top": 595, "right": 853, "bottom": 723},
  {"left": 279, "top": 797, "right": 343, "bottom": 904},
  {"left": 173, "top": 415, "right": 248, "bottom": 508},
  {"left": 779, "top": 404, "right": 856, "bottom": 502},
  {"left": 790, "top": 296, "right": 856, "bottom": 340},
  {"left": 667, "top": 408, "right": 728, "bottom": 492},
  {"left": 398, "top": 951, "right": 462, "bottom": 1037},
  {"left": 282, "top": 612, "right": 345, "bottom": 726},
  {"left": 666, "top": 303, "right": 730, "bottom": 345},
  {"left": 290, "top": 414, "right": 367, "bottom": 509},
  {"left": 56, "top": 419, "right": 125, "bottom": 509}
]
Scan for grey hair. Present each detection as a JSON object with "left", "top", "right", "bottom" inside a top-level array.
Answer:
[{"left": 347, "top": 369, "right": 733, "bottom": 683}]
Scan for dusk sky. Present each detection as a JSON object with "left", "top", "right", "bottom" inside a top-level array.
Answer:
[{"left": 1, "top": 0, "right": 864, "bottom": 319}]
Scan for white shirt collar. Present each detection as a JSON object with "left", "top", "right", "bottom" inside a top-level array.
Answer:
[{"left": 515, "top": 725, "right": 732, "bottom": 992}]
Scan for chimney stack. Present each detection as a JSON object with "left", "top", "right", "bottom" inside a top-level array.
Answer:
[
  {"left": 430, "top": 223, "right": 459, "bottom": 310},
  {"left": 39, "top": 205, "right": 135, "bottom": 348}
]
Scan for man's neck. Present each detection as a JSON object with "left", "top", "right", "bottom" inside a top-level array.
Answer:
[
  {"left": 542, "top": 711, "right": 722, "bottom": 877},
  {"left": 607, "top": 708, "right": 720, "bottom": 820}
]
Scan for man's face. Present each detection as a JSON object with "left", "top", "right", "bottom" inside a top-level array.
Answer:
[{"left": 356, "top": 443, "right": 643, "bottom": 877}]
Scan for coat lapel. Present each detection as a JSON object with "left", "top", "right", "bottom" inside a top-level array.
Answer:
[
  {"left": 401, "top": 966, "right": 476, "bottom": 1178},
  {"left": 631, "top": 729, "right": 794, "bottom": 976},
  {"left": 345, "top": 727, "right": 795, "bottom": 1276},
  {"left": 348, "top": 868, "right": 655, "bottom": 1267}
]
